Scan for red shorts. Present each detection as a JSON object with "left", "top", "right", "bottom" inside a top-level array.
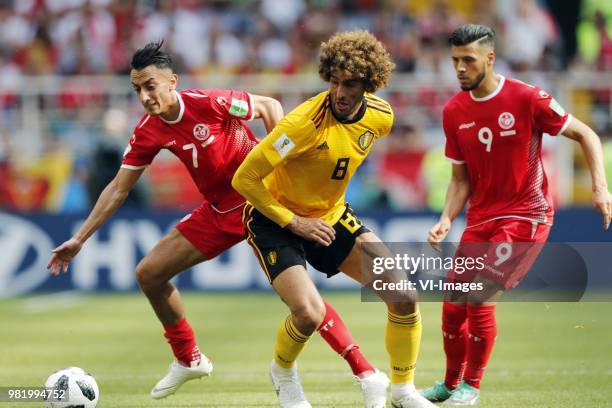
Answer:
[
  {"left": 175, "top": 203, "right": 246, "bottom": 259},
  {"left": 449, "top": 218, "right": 551, "bottom": 289}
]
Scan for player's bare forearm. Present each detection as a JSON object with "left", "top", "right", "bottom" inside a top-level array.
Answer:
[
  {"left": 441, "top": 180, "right": 470, "bottom": 223},
  {"left": 72, "top": 184, "right": 125, "bottom": 243},
  {"left": 428, "top": 164, "right": 469, "bottom": 247},
  {"left": 563, "top": 118, "right": 608, "bottom": 193},
  {"left": 73, "top": 168, "right": 143, "bottom": 243},
  {"left": 48, "top": 169, "right": 140, "bottom": 275},
  {"left": 251, "top": 95, "right": 284, "bottom": 134},
  {"left": 232, "top": 147, "right": 294, "bottom": 227},
  {"left": 563, "top": 117, "right": 612, "bottom": 228},
  {"left": 440, "top": 163, "right": 470, "bottom": 223}
]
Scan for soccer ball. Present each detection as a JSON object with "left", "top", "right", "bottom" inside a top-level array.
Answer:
[{"left": 44, "top": 367, "right": 99, "bottom": 408}]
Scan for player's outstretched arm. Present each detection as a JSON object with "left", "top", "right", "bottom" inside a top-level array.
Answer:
[
  {"left": 428, "top": 163, "right": 470, "bottom": 250},
  {"left": 562, "top": 117, "right": 612, "bottom": 229},
  {"left": 47, "top": 167, "right": 144, "bottom": 275},
  {"left": 250, "top": 94, "right": 284, "bottom": 134},
  {"left": 232, "top": 147, "right": 335, "bottom": 246}
]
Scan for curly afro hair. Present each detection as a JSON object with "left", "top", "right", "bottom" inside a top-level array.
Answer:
[{"left": 318, "top": 30, "right": 395, "bottom": 93}]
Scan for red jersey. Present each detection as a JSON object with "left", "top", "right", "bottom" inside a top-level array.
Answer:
[
  {"left": 122, "top": 89, "right": 258, "bottom": 212},
  {"left": 443, "top": 75, "right": 571, "bottom": 227}
]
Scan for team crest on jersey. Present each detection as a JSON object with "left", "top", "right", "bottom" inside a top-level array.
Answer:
[
  {"left": 216, "top": 96, "right": 227, "bottom": 106},
  {"left": 498, "top": 112, "right": 515, "bottom": 130},
  {"left": 267, "top": 250, "right": 277, "bottom": 266},
  {"left": 193, "top": 123, "right": 211, "bottom": 141},
  {"left": 358, "top": 131, "right": 375, "bottom": 150}
]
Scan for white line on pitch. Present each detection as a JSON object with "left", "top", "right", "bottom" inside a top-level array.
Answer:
[{"left": 19, "top": 291, "right": 88, "bottom": 314}]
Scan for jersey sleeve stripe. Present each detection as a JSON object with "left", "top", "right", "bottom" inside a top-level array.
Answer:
[
  {"left": 365, "top": 96, "right": 391, "bottom": 110},
  {"left": 313, "top": 108, "right": 328, "bottom": 128},
  {"left": 556, "top": 114, "right": 573, "bottom": 135},
  {"left": 366, "top": 104, "right": 392, "bottom": 115},
  {"left": 311, "top": 95, "right": 330, "bottom": 122},
  {"left": 364, "top": 95, "right": 388, "bottom": 105},
  {"left": 366, "top": 94, "right": 390, "bottom": 104},
  {"left": 313, "top": 98, "right": 330, "bottom": 128},
  {"left": 247, "top": 93, "right": 256, "bottom": 121},
  {"left": 121, "top": 164, "right": 148, "bottom": 170},
  {"left": 366, "top": 99, "right": 390, "bottom": 110},
  {"left": 444, "top": 156, "right": 465, "bottom": 164}
]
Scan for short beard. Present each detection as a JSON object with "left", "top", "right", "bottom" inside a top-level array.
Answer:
[
  {"left": 461, "top": 69, "right": 486, "bottom": 91},
  {"left": 331, "top": 99, "right": 354, "bottom": 119}
]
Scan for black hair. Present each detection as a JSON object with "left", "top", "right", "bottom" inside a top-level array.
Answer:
[
  {"left": 130, "top": 40, "right": 174, "bottom": 71},
  {"left": 449, "top": 24, "right": 495, "bottom": 49}
]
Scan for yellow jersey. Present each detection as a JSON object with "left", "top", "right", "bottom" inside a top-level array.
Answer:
[{"left": 257, "top": 90, "right": 394, "bottom": 225}]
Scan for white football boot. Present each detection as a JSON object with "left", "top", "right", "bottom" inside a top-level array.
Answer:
[
  {"left": 391, "top": 383, "right": 438, "bottom": 408},
  {"left": 355, "top": 369, "right": 390, "bottom": 408},
  {"left": 150, "top": 355, "right": 213, "bottom": 399},
  {"left": 269, "top": 360, "right": 312, "bottom": 408},
  {"left": 442, "top": 381, "right": 480, "bottom": 405}
]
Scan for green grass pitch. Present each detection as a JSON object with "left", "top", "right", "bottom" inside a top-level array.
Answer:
[{"left": 1, "top": 292, "right": 611, "bottom": 407}]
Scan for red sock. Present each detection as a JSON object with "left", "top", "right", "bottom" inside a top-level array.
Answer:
[
  {"left": 442, "top": 302, "right": 468, "bottom": 389},
  {"left": 163, "top": 318, "right": 201, "bottom": 367},
  {"left": 317, "top": 299, "right": 375, "bottom": 377},
  {"left": 464, "top": 305, "right": 497, "bottom": 389}
]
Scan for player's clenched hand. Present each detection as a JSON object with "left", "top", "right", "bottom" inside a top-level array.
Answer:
[
  {"left": 592, "top": 190, "right": 612, "bottom": 230},
  {"left": 47, "top": 238, "right": 83, "bottom": 276},
  {"left": 287, "top": 215, "right": 336, "bottom": 246},
  {"left": 428, "top": 217, "right": 452, "bottom": 252}
]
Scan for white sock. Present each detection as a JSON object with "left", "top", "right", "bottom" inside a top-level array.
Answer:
[
  {"left": 391, "top": 383, "right": 416, "bottom": 399},
  {"left": 357, "top": 370, "right": 377, "bottom": 380},
  {"left": 271, "top": 360, "right": 296, "bottom": 375}
]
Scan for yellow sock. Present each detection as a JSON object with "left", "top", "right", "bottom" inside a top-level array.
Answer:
[
  {"left": 273, "top": 315, "right": 311, "bottom": 369},
  {"left": 386, "top": 310, "right": 422, "bottom": 384}
]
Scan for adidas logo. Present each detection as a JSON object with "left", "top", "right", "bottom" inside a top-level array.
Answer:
[{"left": 316, "top": 141, "right": 329, "bottom": 150}]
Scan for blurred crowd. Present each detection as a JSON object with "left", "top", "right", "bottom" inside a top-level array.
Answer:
[
  {"left": 1, "top": 0, "right": 611, "bottom": 213},
  {"left": 0, "top": 0, "right": 572, "bottom": 77}
]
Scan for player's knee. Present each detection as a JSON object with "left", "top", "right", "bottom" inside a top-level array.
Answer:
[
  {"left": 386, "top": 291, "right": 418, "bottom": 315},
  {"left": 135, "top": 259, "right": 164, "bottom": 292},
  {"left": 292, "top": 300, "right": 326, "bottom": 334}
]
